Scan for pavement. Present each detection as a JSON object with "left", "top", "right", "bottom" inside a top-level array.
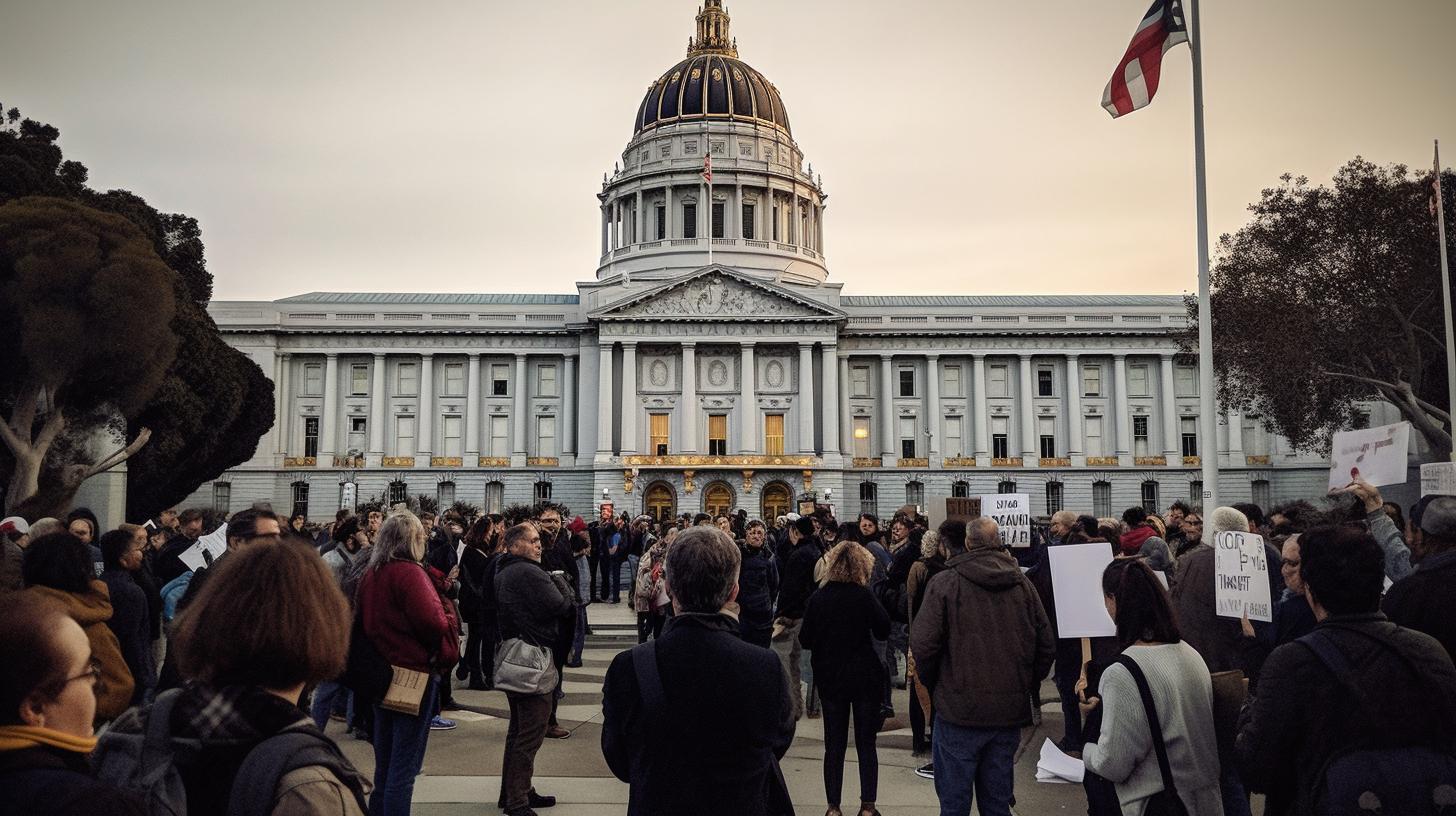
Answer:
[{"left": 330, "top": 601, "right": 1094, "bottom": 815}]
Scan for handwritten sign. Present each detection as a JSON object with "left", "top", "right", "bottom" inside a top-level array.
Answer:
[
  {"left": 980, "top": 493, "right": 1031, "bottom": 548},
  {"left": 1328, "top": 421, "right": 1410, "bottom": 489},
  {"left": 1422, "top": 462, "right": 1456, "bottom": 497},
  {"left": 1215, "top": 531, "right": 1273, "bottom": 623},
  {"left": 1048, "top": 542, "right": 1117, "bottom": 638},
  {"left": 178, "top": 524, "right": 228, "bottom": 572}
]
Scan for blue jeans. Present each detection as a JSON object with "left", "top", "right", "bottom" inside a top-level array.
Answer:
[
  {"left": 310, "top": 680, "right": 353, "bottom": 730},
  {"left": 569, "top": 603, "right": 587, "bottom": 663},
  {"left": 574, "top": 555, "right": 590, "bottom": 604},
  {"left": 932, "top": 717, "right": 1018, "bottom": 816},
  {"left": 370, "top": 676, "right": 436, "bottom": 816},
  {"left": 623, "top": 553, "right": 640, "bottom": 601}
]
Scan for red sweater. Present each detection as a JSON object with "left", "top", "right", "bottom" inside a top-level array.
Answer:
[{"left": 360, "top": 560, "right": 453, "bottom": 672}]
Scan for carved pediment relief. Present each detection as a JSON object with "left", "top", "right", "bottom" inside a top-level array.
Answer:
[{"left": 594, "top": 268, "right": 843, "bottom": 322}]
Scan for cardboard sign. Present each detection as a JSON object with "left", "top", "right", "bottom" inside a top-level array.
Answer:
[
  {"left": 1421, "top": 462, "right": 1456, "bottom": 497},
  {"left": 1328, "top": 421, "right": 1410, "bottom": 489},
  {"left": 980, "top": 493, "right": 1031, "bottom": 548},
  {"left": 928, "top": 495, "right": 982, "bottom": 532},
  {"left": 178, "top": 524, "right": 228, "bottom": 572},
  {"left": 1214, "top": 531, "right": 1273, "bottom": 623},
  {"left": 1048, "top": 542, "right": 1117, "bottom": 638}
]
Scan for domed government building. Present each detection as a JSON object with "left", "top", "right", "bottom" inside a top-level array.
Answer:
[{"left": 197, "top": 1, "right": 1328, "bottom": 522}]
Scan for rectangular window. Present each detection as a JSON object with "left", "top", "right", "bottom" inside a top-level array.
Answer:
[
  {"left": 437, "top": 481, "right": 456, "bottom": 507},
  {"left": 303, "top": 363, "right": 323, "bottom": 396},
  {"left": 395, "top": 416, "right": 415, "bottom": 457},
  {"left": 650, "top": 413, "right": 670, "bottom": 456},
  {"left": 944, "top": 416, "right": 963, "bottom": 458},
  {"left": 396, "top": 363, "right": 418, "bottom": 396},
  {"left": 989, "top": 364, "right": 1009, "bottom": 398},
  {"left": 1142, "top": 481, "right": 1160, "bottom": 514},
  {"left": 537, "top": 416, "right": 557, "bottom": 458},
  {"left": 350, "top": 364, "right": 368, "bottom": 396},
  {"left": 1175, "top": 364, "right": 1198, "bottom": 397},
  {"left": 952, "top": 481, "right": 970, "bottom": 498},
  {"left": 291, "top": 482, "right": 310, "bottom": 519},
  {"left": 490, "top": 364, "right": 509, "bottom": 397},
  {"left": 991, "top": 416, "right": 1009, "bottom": 459},
  {"left": 212, "top": 482, "right": 231, "bottom": 514},
  {"left": 764, "top": 414, "right": 785, "bottom": 456},
  {"left": 1133, "top": 415, "right": 1150, "bottom": 457},
  {"left": 443, "top": 363, "right": 464, "bottom": 397},
  {"left": 1252, "top": 479, "right": 1270, "bottom": 509},
  {"left": 859, "top": 482, "right": 877, "bottom": 516},
  {"left": 850, "top": 365, "right": 871, "bottom": 398},
  {"left": 898, "top": 368, "right": 915, "bottom": 397},
  {"left": 906, "top": 482, "right": 925, "bottom": 509},
  {"left": 442, "top": 416, "right": 462, "bottom": 458},
  {"left": 1037, "top": 367, "right": 1055, "bottom": 398},
  {"left": 485, "top": 482, "right": 504, "bottom": 514},
  {"left": 1244, "top": 415, "right": 1270, "bottom": 456},
  {"left": 534, "top": 481, "right": 552, "bottom": 503},
  {"left": 1181, "top": 417, "right": 1199, "bottom": 457},
  {"left": 303, "top": 417, "right": 319, "bottom": 458},
  {"left": 347, "top": 416, "right": 366, "bottom": 452},
  {"left": 708, "top": 414, "right": 728, "bottom": 456},
  {"left": 899, "top": 417, "right": 917, "bottom": 459},
  {"left": 772, "top": 201, "right": 780, "bottom": 241},
  {"left": 712, "top": 202, "right": 725, "bottom": 238},
  {"left": 852, "top": 417, "right": 871, "bottom": 458},
  {"left": 1046, "top": 482, "right": 1063, "bottom": 514},
  {"left": 1191, "top": 480, "right": 1204, "bottom": 505},
  {"left": 1085, "top": 416, "right": 1104, "bottom": 457},
  {"left": 683, "top": 203, "right": 698, "bottom": 238},
  {"left": 741, "top": 203, "right": 755, "bottom": 239},
  {"left": 388, "top": 481, "right": 408, "bottom": 506},
  {"left": 944, "top": 365, "right": 963, "bottom": 398},
  {"left": 655, "top": 205, "right": 666, "bottom": 240},
  {"left": 1038, "top": 416, "right": 1057, "bottom": 459},
  {"left": 1083, "top": 364, "right": 1103, "bottom": 397},
  {"left": 489, "top": 416, "right": 508, "bottom": 457},
  {"left": 537, "top": 365, "right": 558, "bottom": 398},
  {"left": 1129, "top": 364, "right": 1150, "bottom": 397},
  {"left": 998, "top": 480, "right": 1017, "bottom": 495},
  {"left": 1093, "top": 482, "right": 1112, "bottom": 518}
]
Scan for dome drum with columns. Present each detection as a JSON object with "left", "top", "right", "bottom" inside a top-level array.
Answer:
[{"left": 191, "top": 1, "right": 1333, "bottom": 524}]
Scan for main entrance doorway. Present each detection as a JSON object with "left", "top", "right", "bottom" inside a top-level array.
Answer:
[
  {"left": 645, "top": 481, "right": 676, "bottom": 523},
  {"left": 704, "top": 482, "right": 734, "bottom": 518},
  {"left": 761, "top": 482, "right": 792, "bottom": 521}
]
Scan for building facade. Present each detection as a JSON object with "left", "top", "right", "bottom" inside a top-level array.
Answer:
[{"left": 193, "top": 1, "right": 1328, "bottom": 522}]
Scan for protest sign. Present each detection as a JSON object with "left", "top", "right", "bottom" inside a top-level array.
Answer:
[
  {"left": 179, "top": 524, "right": 229, "bottom": 572},
  {"left": 1422, "top": 462, "right": 1456, "bottom": 497},
  {"left": 927, "top": 495, "right": 981, "bottom": 531},
  {"left": 1214, "top": 531, "right": 1273, "bottom": 623},
  {"left": 1048, "top": 542, "right": 1116, "bottom": 638},
  {"left": 1328, "top": 421, "right": 1410, "bottom": 489},
  {"left": 980, "top": 493, "right": 1031, "bottom": 548}
]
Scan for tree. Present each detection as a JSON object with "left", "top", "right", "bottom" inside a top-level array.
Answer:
[
  {"left": 0, "top": 197, "right": 179, "bottom": 516},
  {"left": 0, "top": 105, "right": 272, "bottom": 519},
  {"left": 1191, "top": 157, "right": 1454, "bottom": 456}
]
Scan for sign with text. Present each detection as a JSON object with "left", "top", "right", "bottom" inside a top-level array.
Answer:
[
  {"left": 926, "top": 495, "right": 981, "bottom": 532},
  {"left": 1422, "top": 462, "right": 1456, "bottom": 497},
  {"left": 1214, "top": 531, "right": 1273, "bottom": 623},
  {"left": 1328, "top": 421, "right": 1410, "bottom": 489},
  {"left": 178, "top": 524, "right": 228, "bottom": 572},
  {"left": 980, "top": 493, "right": 1031, "bottom": 548},
  {"left": 1047, "top": 542, "right": 1117, "bottom": 638}
]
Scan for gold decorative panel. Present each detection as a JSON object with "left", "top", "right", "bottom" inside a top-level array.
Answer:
[
  {"left": 527, "top": 457, "right": 560, "bottom": 467},
  {"left": 283, "top": 457, "right": 316, "bottom": 468},
  {"left": 897, "top": 458, "right": 929, "bottom": 468},
  {"left": 1183, "top": 456, "right": 1202, "bottom": 467},
  {"left": 621, "top": 454, "right": 815, "bottom": 468},
  {"left": 1245, "top": 455, "right": 1271, "bottom": 465},
  {"left": 431, "top": 457, "right": 463, "bottom": 467},
  {"left": 942, "top": 457, "right": 977, "bottom": 468},
  {"left": 1039, "top": 458, "right": 1072, "bottom": 467},
  {"left": 851, "top": 457, "right": 882, "bottom": 469},
  {"left": 478, "top": 457, "right": 511, "bottom": 467},
  {"left": 381, "top": 457, "right": 415, "bottom": 468},
  {"left": 991, "top": 457, "right": 1024, "bottom": 467},
  {"left": 1086, "top": 457, "right": 1120, "bottom": 466},
  {"left": 1134, "top": 456, "right": 1167, "bottom": 467}
]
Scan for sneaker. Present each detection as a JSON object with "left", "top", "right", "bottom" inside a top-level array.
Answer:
[
  {"left": 915, "top": 762, "right": 934, "bottom": 780},
  {"left": 429, "top": 716, "right": 457, "bottom": 731}
]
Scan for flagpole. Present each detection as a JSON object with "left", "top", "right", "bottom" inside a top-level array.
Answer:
[
  {"left": 1436, "top": 140, "right": 1455, "bottom": 462},
  {"left": 1188, "top": 0, "right": 1220, "bottom": 509}
]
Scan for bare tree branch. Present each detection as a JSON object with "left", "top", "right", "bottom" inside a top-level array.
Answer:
[{"left": 83, "top": 427, "right": 152, "bottom": 479}]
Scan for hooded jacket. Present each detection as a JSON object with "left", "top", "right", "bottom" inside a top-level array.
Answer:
[
  {"left": 908, "top": 546, "right": 1055, "bottom": 728},
  {"left": 24, "top": 583, "right": 135, "bottom": 721}
]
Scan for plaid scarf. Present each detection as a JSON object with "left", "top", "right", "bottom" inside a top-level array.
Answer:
[{"left": 169, "top": 682, "right": 310, "bottom": 744}]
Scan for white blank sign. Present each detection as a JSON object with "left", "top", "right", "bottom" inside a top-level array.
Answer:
[{"left": 1048, "top": 543, "right": 1116, "bottom": 638}]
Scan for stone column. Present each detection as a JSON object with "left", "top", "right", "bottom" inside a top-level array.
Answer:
[
  {"left": 798, "top": 343, "right": 816, "bottom": 454},
  {"left": 1114, "top": 354, "right": 1132, "bottom": 466},
  {"left": 511, "top": 353, "right": 528, "bottom": 465},
  {"left": 416, "top": 354, "right": 434, "bottom": 465},
  {"left": 735, "top": 182, "right": 744, "bottom": 238},
  {"left": 760, "top": 187, "right": 770, "bottom": 241},
  {"left": 739, "top": 342, "right": 756, "bottom": 453},
  {"left": 880, "top": 354, "right": 895, "bottom": 462},
  {"left": 792, "top": 192, "right": 801, "bottom": 244},
  {"left": 972, "top": 354, "right": 989, "bottom": 462},
  {"left": 597, "top": 342, "right": 615, "bottom": 456},
  {"left": 319, "top": 353, "right": 339, "bottom": 467},
  {"left": 1227, "top": 409, "right": 1244, "bottom": 461},
  {"left": 926, "top": 355, "right": 940, "bottom": 460},
  {"left": 276, "top": 353, "right": 292, "bottom": 461},
  {"left": 368, "top": 353, "right": 387, "bottom": 466},
  {"left": 621, "top": 343, "right": 639, "bottom": 454},
  {"left": 664, "top": 185, "right": 674, "bottom": 239},
  {"left": 1019, "top": 354, "right": 1036, "bottom": 460},
  {"left": 1160, "top": 354, "right": 1180, "bottom": 464},
  {"left": 681, "top": 343, "right": 699, "bottom": 453},
  {"left": 1065, "top": 354, "right": 1084, "bottom": 466},
  {"left": 465, "top": 353, "right": 481, "bottom": 460},
  {"left": 562, "top": 353, "right": 577, "bottom": 458},
  {"left": 836, "top": 353, "right": 850, "bottom": 455},
  {"left": 600, "top": 205, "right": 609, "bottom": 255},
  {"left": 634, "top": 190, "right": 643, "bottom": 244},
  {"left": 822, "top": 344, "right": 840, "bottom": 456}
]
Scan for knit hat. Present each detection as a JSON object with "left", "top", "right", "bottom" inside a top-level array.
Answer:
[
  {"left": 0, "top": 516, "right": 28, "bottom": 536},
  {"left": 567, "top": 516, "right": 587, "bottom": 534}
]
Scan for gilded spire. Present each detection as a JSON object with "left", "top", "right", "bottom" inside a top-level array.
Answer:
[{"left": 688, "top": 1, "right": 738, "bottom": 57}]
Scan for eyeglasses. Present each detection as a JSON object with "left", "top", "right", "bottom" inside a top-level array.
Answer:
[
  {"left": 65, "top": 659, "right": 101, "bottom": 687},
  {"left": 1185, "top": 519, "right": 1203, "bottom": 526}
]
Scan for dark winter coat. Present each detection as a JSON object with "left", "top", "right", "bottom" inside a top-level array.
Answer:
[
  {"left": 101, "top": 568, "right": 152, "bottom": 704},
  {"left": 800, "top": 582, "right": 891, "bottom": 702},
  {"left": 494, "top": 554, "right": 574, "bottom": 651},
  {"left": 773, "top": 537, "right": 822, "bottom": 620},
  {"left": 736, "top": 544, "right": 779, "bottom": 637},
  {"left": 1383, "top": 548, "right": 1456, "bottom": 665},
  {"left": 0, "top": 745, "right": 143, "bottom": 816}
]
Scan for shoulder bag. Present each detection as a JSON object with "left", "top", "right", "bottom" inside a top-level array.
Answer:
[{"left": 1114, "top": 654, "right": 1191, "bottom": 816}]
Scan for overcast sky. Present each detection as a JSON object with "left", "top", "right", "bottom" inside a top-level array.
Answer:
[{"left": 3, "top": 0, "right": 1453, "bottom": 301}]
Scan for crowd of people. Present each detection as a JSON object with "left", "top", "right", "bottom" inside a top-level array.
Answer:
[{"left": 1, "top": 475, "right": 1454, "bottom": 815}]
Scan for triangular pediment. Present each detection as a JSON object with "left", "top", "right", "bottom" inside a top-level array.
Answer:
[{"left": 591, "top": 266, "right": 843, "bottom": 321}]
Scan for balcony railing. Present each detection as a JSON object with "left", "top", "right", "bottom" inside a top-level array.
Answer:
[{"left": 622, "top": 454, "right": 815, "bottom": 468}]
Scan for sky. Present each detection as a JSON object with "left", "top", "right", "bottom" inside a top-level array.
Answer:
[{"left": 2, "top": 0, "right": 1453, "bottom": 301}]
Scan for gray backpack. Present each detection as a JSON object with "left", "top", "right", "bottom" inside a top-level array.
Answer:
[{"left": 93, "top": 688, "right": 369, "bottom": 816}]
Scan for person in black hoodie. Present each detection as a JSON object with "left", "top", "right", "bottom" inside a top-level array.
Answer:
[
  {"left": 457, "top": 515, "right": 500, "bottom": 690},
  {"left": 98, "top": 529, "right": 153, "bottom": 705},
  {"left": 771, "top": 515, "right": 823, "bottom": 721},
  {"left": 737, "top": 519, "right": 779, "bottom": 649}
]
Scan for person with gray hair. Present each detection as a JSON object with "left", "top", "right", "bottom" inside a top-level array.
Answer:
[
  {"left": 1384, "top": 495, "right": 1456, "bottom": 664},
  {"left": 1170, "top": 505, "right": 1252, "bottom": 675},
  {"left": 602, "top": 526, "right": 796, "bottom": 816}
]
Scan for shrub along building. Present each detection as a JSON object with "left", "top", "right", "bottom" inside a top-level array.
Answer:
[{"left": 193, "top": 1, "right": 1328, "bottom": 522}]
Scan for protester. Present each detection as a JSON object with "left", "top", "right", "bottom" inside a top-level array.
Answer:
[
  {"left": 494, "top": 522, "right": 575, "bottom": 815},
  {"left": 533, "top": 504, "right": 578, "bottom": 738},
  {"left": 634, "top": 527, "right": 674, "bottom": 643},
  {"left": 602, "top": 526, "right": 796, "bottom": 816},
  {"left": 95, "top": 537, "right": 368, "bottom": 814},
  {"left": 566, "top": 515, "right": 591, "bottom": 667},
  {"left": 1382, "top": 495, "right": 1456, "bottom": 664},
  {"left": 906, "top": 522, "right": 954, "bottom": 772},
  {"left": 1237, "top": 533, "right": 1317, "bottom": 688},
  {"left": 0, "top": 592, "right": 143, "bottom": 815},
  {"left": 1236, "top": 524, "right": 1456, "bottom": 815},
  {"left": 97, "top": 529, "right": 152, "bottom": 705},
  {"left": 1175, "top": 510, "right": 1204, "bottom": 558},
  {"left": 1118, "top": 506, "right": 1173, "bottom": 573},
  {"left": 800, "top": 542, "right": 890, "bottom": 816},
  {"left": 737, "top": 519, "right": 779, "bottom": 649},
  {"left": 1081, "top": 558, "right": 1224, "bottom": 815},
  {"left": 772, "top": 515, "right": 823, "bottom": 720},
  {"left": 1171, "top": 506, "right": 1252, "bottom": 674},
  {"left": 358, "top": 512, "right": 457, "bottom": 816},
  {"left": 909, "top": 517, "right": 1055, "bottom": 815},
  {"left": 311, "top": 516, "right": 369, "bottom": 735},
  {"left": 154, "top": 508, "right": 204, "bottom": 585},
  {"left": 21, "top": 532, "right": 134, "bottom": 722},
  {"left": 323, "top": 516, "right": 369, "bottom": 585},
  {"left": 457, "top": 515, "right": 496, "bottom": 689}
]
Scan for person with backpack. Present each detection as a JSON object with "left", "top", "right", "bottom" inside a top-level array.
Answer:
[
  {"left": 92, "top": 535, "right": 368, "bottom": 815},
  {"left": 1235, "top": 523, "right": 1456, "bottom": 816}
]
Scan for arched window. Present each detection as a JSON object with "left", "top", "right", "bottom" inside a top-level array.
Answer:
[
  {"left": 1093, "top": 481, "right": 1112, "bottom": 518},
  {"left": 290, "top": 481, "right": 310, "bottom": 519},
  {"left": 387, "top": 480, "right": 408, "bottom": 506},
  {"left": 905, "top": 481, "right": 925, "bottom": 510},
  {"left": 534, "top": 481, "right": 553, "bottom": 503},
  {"left": 858, "top": 481, "right": 878, "bottom": 516},
  {"left": 484, "top": 481, "right": 504, "bottom": 514},
  {"left": 645, "top": 482, "right": 676, "bottom": 523},
  {"left": 762, "top": 482, "right": 792, "bottom": 521},
  {"left": 704, "top": 482, "right": 734, "bottom": 518},
  {"left": 951, "top": 481, "right": 970, "bottom": 499}
]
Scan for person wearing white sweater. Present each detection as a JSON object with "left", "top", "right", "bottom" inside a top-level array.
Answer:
[{"left": 1082, "top": 558, "right": 1224, "bottom": 816}]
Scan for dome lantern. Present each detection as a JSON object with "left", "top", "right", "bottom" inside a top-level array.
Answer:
[{"left": 689, "top": 0, "right": 737, "bottom": 58}]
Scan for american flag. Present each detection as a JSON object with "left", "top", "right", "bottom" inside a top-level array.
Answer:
[
  {"left": 1102, "top": 0, "right": 1189, "bottom": 118},
  {"left": 702, "top": 154, "right": 713, "bottom": 184}
]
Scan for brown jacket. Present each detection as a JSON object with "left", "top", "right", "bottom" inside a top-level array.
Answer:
[
  {"left": 273, "top": 766, "right": 368, "bottom": 816},
  {"left": 25, "top": 582, "right": 134, "bottom": 721},
  {"left": 909, "top": 545, "right": 1055, "bottom": 728}
]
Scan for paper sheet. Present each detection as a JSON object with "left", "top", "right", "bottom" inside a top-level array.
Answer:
[
  {"left": 178, "top": 524, "right": 228, "bottom": 572},
  {"left": 1036, "top": 737, "right": 1085, "bottom": 784}
]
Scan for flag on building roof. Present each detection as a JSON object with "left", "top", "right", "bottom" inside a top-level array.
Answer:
[{"left": 1102, "top": 0, "right": 1189, "bottom": 118}]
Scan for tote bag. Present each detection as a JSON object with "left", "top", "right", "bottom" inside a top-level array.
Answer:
[{"left": 493, "top": 637, "right": 558, "bottom": 695}]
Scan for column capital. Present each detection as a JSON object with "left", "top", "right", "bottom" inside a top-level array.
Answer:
[
  {"left": 1112, "top": 352, "right": 1128, "bottom": 361},
  {"left": 621, "top": 341, "right": 639, "bottom": 350},
  {"left": 514, "top": 351, "right": 529, "bottom": 361},
  {"left": 278, "top": 350, "right": 291, "bottom": 360},
  {"left": 1018, "top": 352, "right": 1035, "bottom": 361},
  {"left": 925, "top": 353, "right": 940, "bottom": 362},
  {"left": 880, "top": 353, "right": 894, "bottom": 362},
  {"left": 681, "top": 341, "right": 697, "bottom": 350},
  {"left": 373, "top": 351, "right": 386, "bottom": 361},
  {"left": 739, "top": 340, "right": 757, "bottom": 349},
  {"left": 798, "top": 341, "right": 815, "bottom": 350},
  {"left": 419, "top": 352, "right": 434, "bottom": 360},
  {"left": 561, "top": 350, "right": 579, "bottom": 359},
  {"left": 325, "top": 351, "right": 339, "bottom": 360},
  {"left": 1160, "top": 352, "right": 1176, "bottom": 361},
  {"left": 1064, "top": 352, "right": 1080, "bottom": 361}
]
